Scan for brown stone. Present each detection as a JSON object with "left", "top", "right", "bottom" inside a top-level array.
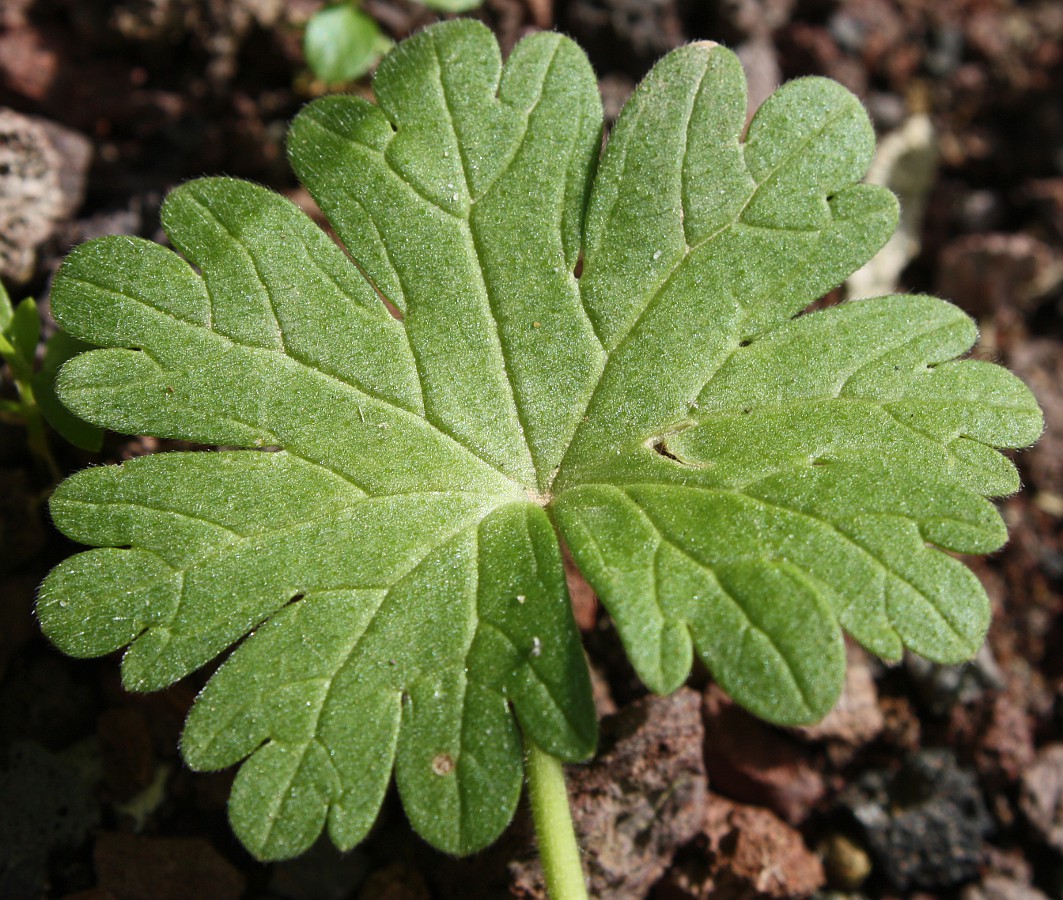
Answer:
[
  {"left": 510, "top": 689, "right": 707, "bottom": 899},
  {"left": 703, "top": 685, "right": 824, "bottom": 824},
  {"left": 94, "top": 833, "right": 245, "bottom": 900},
  {"left": 658, "top": 795, "right": 825, "bottom": 899}
]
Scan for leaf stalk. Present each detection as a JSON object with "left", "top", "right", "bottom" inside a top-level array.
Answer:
[{"left": 525, "top": 737, "right": 588, "bottom": 900}]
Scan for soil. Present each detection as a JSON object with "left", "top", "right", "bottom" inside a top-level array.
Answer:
[{"left": 2, "top": 0, "right": 1063, "bottom": 898}]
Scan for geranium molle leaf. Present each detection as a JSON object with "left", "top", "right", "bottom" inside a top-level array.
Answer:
[{"left": 38, "top": 20, "right": 1041, "bottom": 862}]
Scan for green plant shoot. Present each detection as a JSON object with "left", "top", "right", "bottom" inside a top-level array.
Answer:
[{"left": 37, "top": 19, "right": 1041, "bottom": 893}]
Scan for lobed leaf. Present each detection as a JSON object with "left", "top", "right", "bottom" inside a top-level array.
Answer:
[{"left": 38, "top": 20, "right": 1041, "bottom": 861}]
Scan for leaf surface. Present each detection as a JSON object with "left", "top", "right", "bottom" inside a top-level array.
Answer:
[{"left": 38, "top": 21, "right": 1041, "bottom": 861}]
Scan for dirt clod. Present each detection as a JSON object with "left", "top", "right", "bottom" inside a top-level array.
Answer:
[
  {"left": 657, "top": 795, "right": 825, "bottom": 899},
  {"left": 510, "top": 688, "right": 707, "bottom": 900}
]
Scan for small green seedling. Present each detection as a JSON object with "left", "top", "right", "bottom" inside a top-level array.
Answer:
[
  {"left": 0, "top": 282, "right": 102, "bottom": 478},
  {"left": 304, "top": 0, "right": 481, "bottom": 86},
  {"left": 303, "top": 2, "right": 394, "bottom": 85},
  {"left": 37, "top": 20, "right": 1041, "bottom": 898}
]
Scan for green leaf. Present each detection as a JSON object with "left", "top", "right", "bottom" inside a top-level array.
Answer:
[
  {"left": 420, "top": 0, "right": 484, "bottom": 11},
  {"left": 0, "top": 279, "right": 13, "bottom": 332},
  {"left": 37, "top": 21, "right": 1041, "bottom": 862},
  {"left": 1, "top": 297, "right": 40, "bottom": 376},
  {"left": 33, "top": 329, "right": 105, "bottom": 451},
  {"left": 304, "top": 4, "right": 392, "bottom": 85}
]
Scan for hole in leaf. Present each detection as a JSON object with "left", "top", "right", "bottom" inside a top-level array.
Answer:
[{"left": 651, "top": 440, "right": 683, "bottom": 463}]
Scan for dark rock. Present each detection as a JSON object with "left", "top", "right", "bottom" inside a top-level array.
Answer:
[
  {"left": 905, "top": 645, "right": 1005, "bottom": 717},
  {"left": 0, "top": 655, "right": 98, "bottom": 749},
  {"left": 840, "top": 749, "right": 993, "bottom": 890},
  {"left": 268, "top": 838, "right": 369, "bottom": 900},
  {"left": 0, "top": 740, "right": 99, "bottom": 898},
  {"left": 0, "top": 468, "right": 45, "bottom": 574}
]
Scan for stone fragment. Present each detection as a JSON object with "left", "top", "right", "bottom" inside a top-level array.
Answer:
[
  {"left": 509, "top": 689, "right": 706, "bottom": 899},
  {"left": 820, "top": 831, "right": 873, "bottom": 891},
  {"left": 0, "top": 23, "right": 60, "bottom": 102},
  {"left": 965, "top": 690, "right": 1036, "bottom": 789},
  {"left": 1020, "top": 744, "right": 1063, "bottom": 854},
  {"left": 703, "top": 684, "right": 824, "bottom": 824},
  {"left": 657, "top": 795, "right": 825, "bottom": 899},
  {"left": 0, "top": 108, "right": 91, "bottom": 283},
  {"left": 563, "top": 551, "right": 598, "bottom": 633},
  {"left": 840, "top": 749, "right": 992, "bottom": 890}
]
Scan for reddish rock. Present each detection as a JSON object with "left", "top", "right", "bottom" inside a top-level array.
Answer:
[
  {"left": 973, "top": 692, "right": 1036, "bottom": 788},
  {"left": 0, "top": 25, "right": 60, "bottom": 103},
  {"left": 510, "top": 689, "right": 707, "bottom": 900},
  {"left": 94, "top": 833, "right": 245, "bottom": 900},
  {"left": 657, "top": 795, "right": 825, "bottom": 899},
  {"left": 703, "top": 685, "right": 824, "bottom": 824}
]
